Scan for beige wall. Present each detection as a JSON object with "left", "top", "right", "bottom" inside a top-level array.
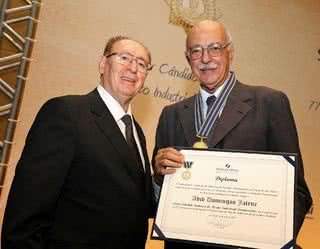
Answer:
[{"left": 1, "top": 1, "right": 319, "bottom": 248}]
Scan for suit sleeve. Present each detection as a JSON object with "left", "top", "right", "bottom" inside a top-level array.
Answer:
[
  {"left": 152, "top": 107, "right": 170, "bottom": 187},
  {"left": 267, "top": 91, "right": 312, "bottom": 236},
  {"left": 1, "top": 97, "right": 76, "bottom": 249}
]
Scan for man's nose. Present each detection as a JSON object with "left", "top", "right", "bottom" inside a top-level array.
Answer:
[
  {"left": 201, "top": 49, "right": 210, "bottom": 63},
  {"left": 129, "top": 59, "right": 138, "bottom": 73}
]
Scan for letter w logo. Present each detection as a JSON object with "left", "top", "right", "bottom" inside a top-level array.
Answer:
[{"left": 184, "top": 161, "right": 193, "bottom": 168}]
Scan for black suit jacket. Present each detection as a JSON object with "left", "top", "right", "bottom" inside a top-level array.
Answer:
[
  {"left": 152, "top": 81, "right": 312, "bottom": 249},
  {"left": 2, "top": 89, "right": 154, "bottom": 249}
]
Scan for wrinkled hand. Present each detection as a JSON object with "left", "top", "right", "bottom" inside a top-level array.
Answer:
[{"left": 154, "top": 147, "right": 184, "bottom": 175}]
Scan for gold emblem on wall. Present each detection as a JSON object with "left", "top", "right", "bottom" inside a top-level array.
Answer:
[{"left": 164, "top": 0, "right": 221, "bottom": 32}]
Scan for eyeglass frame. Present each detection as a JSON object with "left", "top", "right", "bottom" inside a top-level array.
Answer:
[
  {"left": 186, "top": 41, "right": 232, "bottom": 61},
  {"left": 105, "top": 52, "right": 153, "bottom": 74}
]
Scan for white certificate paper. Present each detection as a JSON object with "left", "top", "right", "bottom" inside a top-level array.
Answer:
[{"left": 152, "top": 149, "right": 295, "bottom": 249}]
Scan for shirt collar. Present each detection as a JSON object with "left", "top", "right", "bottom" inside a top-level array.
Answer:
[
  {"left": 199, "top": 72, "right": 232, "bottom": 107},
  {"left": 97, "top": 84, "right": 133, "bottom": 122}
]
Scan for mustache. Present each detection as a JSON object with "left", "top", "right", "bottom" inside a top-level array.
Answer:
[{"left": 198, "top": 63, "right": 218, "bottom": 70}]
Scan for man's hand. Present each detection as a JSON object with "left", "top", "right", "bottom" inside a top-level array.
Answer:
[{"left": 154, "top": 147, "right": 184, "bottom": 175}]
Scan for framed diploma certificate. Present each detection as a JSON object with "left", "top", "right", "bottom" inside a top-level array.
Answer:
[{"left": 152, "top": 148, "right": 296, "bottom": 249}]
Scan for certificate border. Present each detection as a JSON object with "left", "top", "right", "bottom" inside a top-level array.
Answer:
[{"left": 151, "top": 148, "right": 297, "bottom": 249}]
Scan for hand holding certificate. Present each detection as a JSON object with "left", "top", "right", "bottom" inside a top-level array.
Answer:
[{"left": 152, "top": 149, "right": 296, "bottom": 249}]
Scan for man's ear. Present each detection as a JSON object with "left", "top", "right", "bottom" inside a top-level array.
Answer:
[
  {"left": 98, "top": 55, "right": 106, "bottom": 74},
  {"left": 185, "top": 51, "right": 191, "bottom": 65},
  {"left": 228, "top": 47, "right": 234, "bottom": 64}
]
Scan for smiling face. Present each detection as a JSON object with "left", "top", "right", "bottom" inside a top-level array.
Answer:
[
  {"left": 186, "top": 20, "right": 234, "bottom": 93},
  {"left": 98, "top": 39, "right": 150, "bottom": 110}
]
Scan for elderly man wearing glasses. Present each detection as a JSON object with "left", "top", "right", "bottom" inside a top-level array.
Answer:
[
  {"left": 152, "top": 20, "right": 312, "bottom": 249},
  {"left": 2, "top": 36, "right": 155, "bottom": 249}
]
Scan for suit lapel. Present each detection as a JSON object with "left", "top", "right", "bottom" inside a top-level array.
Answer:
[
  {"left": 178, "top": 96, "right": 197, "bottom": 147},
  {"left": 133, "top": 118, "right": 150, "bottom": 176},
  {"left": 208, "top": 82, "right": 252, "bottom": 147},
  {"left": 135, "top": 120, "right": 155, "bottom": 215},
  {"left": 88, "top": 90, "right": 145, "bottom": 183},
  {"left": 134, "top": 119, "right": 152, "bottom": 190}
]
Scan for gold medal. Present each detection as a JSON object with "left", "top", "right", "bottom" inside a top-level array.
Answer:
[{"left": 193, "top": 136, "right": 208, "bottom": 149}]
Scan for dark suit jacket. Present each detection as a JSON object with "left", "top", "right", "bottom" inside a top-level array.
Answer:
[
  {"left": 152, "top": 81, "right": 312, "bottom": 249},
  {"left": 2, "top": 89, "right": 154, "bottom": 249}
]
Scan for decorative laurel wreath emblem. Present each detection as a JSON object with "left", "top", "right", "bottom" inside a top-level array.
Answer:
[
  {"left": 165, "top": 0, "right": 221, "bottom": 32},
  {"left": 182, "top": 170, "right": 191, "bottom": 180},
  {"left": 182, "top": 161, "right": 193, "bottom": 180}
]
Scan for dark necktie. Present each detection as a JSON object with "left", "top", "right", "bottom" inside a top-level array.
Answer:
[
  {"left": 121, "top": 114, "right": 144, "bottom": 172},
  {"left": 206, "top": 95, "right": 216, "bottom": 116}
]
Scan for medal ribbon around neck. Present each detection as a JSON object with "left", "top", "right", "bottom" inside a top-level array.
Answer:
[{"left": 194, "top": 72, "right": 236, "bottom": 139}]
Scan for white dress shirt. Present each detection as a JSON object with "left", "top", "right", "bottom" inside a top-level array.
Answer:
[
  {"left": 97, "top": 84, "right": 145, "bottom": 171},
  {"left": 200, "top": 79, "right": 225, "bottom": 119}
]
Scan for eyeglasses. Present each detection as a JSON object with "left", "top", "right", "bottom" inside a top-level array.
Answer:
[
  {"left": 188, "top": 42, "right": 232, "bottom": 60},
  {"left": 106, "top": 52, "right": 152, "bottom": 74}
]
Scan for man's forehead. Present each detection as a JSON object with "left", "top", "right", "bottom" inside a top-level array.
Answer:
[
  {"left": 187, "top": 22, "right": 226, "bottom": 46},
  {"left": 112, "top": 40, "right": 148, "bottom": 59},
  {"left": 189, "top": 32, "right": 225, "bottom": 45}
]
